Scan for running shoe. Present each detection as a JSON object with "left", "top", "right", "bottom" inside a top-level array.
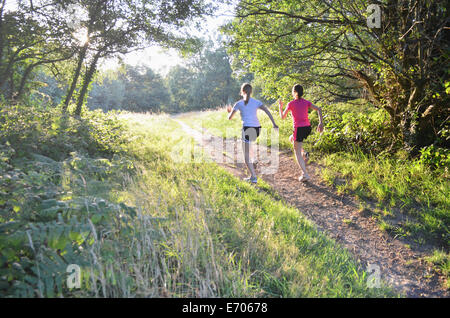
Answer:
[
  {"left": 244, "top": 176, "right": 258, "bottom": 184},
  {"left": 299, "top": 174, "right": 310, "bottom": 182}
]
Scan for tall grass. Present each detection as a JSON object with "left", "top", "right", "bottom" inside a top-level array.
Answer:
[
  {"left": 178, "top": 103, "right": 449, "bottom": 287},
  {"left": 320, "top": 151, "right": 449, "bottom": 247},
  {"left": 1, "top": 106, "right": 398, "bottom": 297},
  {"left": 108, "top": 112, "right": 397, "bottom": 297}
]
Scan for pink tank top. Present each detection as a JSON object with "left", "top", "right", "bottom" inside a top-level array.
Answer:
[{"left": 287, "top": 98, "right": 311, "bottom": 127}]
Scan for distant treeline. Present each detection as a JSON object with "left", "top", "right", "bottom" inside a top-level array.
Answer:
[
  {"left": 35, "top": 45, "right": 248, "bottom": 113},
  {"left": 0, "top": 0, "right": 217, "bottom": 116}
]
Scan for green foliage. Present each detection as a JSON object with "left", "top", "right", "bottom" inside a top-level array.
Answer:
[
  {"left": 0, "top": 3, "right": 74, "bottom": 101},
  {"left": 224, "top": 0, "right": 449, "bottom": 149},
  {"left": 165, "top": 45, "right": 241, "bottom": 112},
  {"left": 0, "top": 103, "right": 135, "bottom": 297},
  {"left": 0, "top": 104, "right": 128, "bottom": 161},
  {"left": 37, "top": 43, "right": 241, "bottom": 114},
  {"left": 88, "top": 65, "right": 170, "bottom": 113},
  {"left": 165, "top": 66, "right": 196, "bottom": 112},
  {"left": 418, "top": 145, "right": 450, "bottom": 170},
  {"left": 0, "top": 192, "right": 139, "bottom": 297},
  {"left": 310, "top": 102, "right": 392, "bottom": 155}
]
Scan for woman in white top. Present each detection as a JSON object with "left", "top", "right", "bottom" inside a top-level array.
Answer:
[{"left": 227, "top": 83, "right": 278, "bottom": 183}]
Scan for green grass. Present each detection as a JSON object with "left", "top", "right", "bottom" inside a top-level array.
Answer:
[
  {"left": 179, "top": 103, "right": 449, "bottom": 287},
  {"left": 321, "top": 151, "right": 449, "bottom": 247},
  {"left": 176, "top": 109, "right": 242, "bottom": 139},
  {"left": 1, "top": 106, "right": 399, "bottom": 297},
  {"left": 117, "top": 112, "right": 398, "bottom": 297},
  {"left": 424, "top": 250, "right": 450, "bottom": 289}
]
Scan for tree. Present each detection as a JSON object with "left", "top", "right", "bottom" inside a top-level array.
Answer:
[
  {"left": 224, "top": 0, "right": 449, "bottom": 151},
  {"left": 60, "top": 0, "right": 214, "bottom": 116},
  {"left": 5, "top": 0, "right": 214, "bottom": 116},
  {"left": 165, "top": 44, "right": 241, "bottom": 112},
  {"left": 166, "top": 65, "right": 196, "bottom": 112},
  {"left": 0, "top": 1, "right": 75, "bottom": 101},
  {"left": 189, "top": 45, "right": 240, "bottom": 109},
  {"left": 88, "top": 64, "right": 170, "bottom": 112}
]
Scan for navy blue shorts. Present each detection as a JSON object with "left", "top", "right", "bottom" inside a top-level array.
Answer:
[{"left": 294, "top": 126, "right": 312, "bottom": 142}]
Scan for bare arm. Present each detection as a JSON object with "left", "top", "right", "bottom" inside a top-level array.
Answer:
[
  {"left": 226, "top": 105, "right": 237, "bottom": 120},
  {"left": 259, "top": 105, "right": 278, "bottom": 128},
  {"left": 309, "top": 103, "right": 324, "bottom": 132},
  {"left": 278, "top": 99, "right": 290, "bottom": 120}
]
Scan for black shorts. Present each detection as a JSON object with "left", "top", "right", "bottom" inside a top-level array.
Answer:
[
  {"left": 294, "top": 126, "right": 312, "bottom": 142},
  {"left": 242, "top": 126, "right": 261, "bottom": 143}
]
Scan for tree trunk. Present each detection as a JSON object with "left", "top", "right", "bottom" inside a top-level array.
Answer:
[
  {"left": 16, "top": 64, "right": 36, "bottom": 101},
  {"left": 8, "top": 68, "right": 14, "bottom": 100},
  {"left": 62, "top": 44, "right": 88, "bottom": 113},
  {"left": 16, "top": 52, "right": 76, "bottom": 101},
  {"left": 74, "top": 52, "right": 101, "bottom": 117},
  {"left": 0, "top": 0, "right": 5, "bottom": 68}
]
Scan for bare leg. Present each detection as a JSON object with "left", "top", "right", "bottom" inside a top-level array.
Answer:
[
  {"left": 249, "top": 141, "right": 258, "bottom": 171},
  {"left": 294, "top": 141, "right": 309, "bottom": 179},
  {"left": 301, "top": 148, "right": 308, "bottom": 163},
  {"left": 243, "top": 141, "right": 257, "bottom": 178},
  {"left": 248, "top": 141, "right": 255, "bottom": 161}
]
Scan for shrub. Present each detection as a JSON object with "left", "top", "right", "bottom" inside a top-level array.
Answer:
[
  {"left": 418, "top": 145, "right": 450, "bottom": 170},
  {"left": 0, "top": 104, "right": 128, "bottom": 161},
  {"left": 0, "top": 103, "right": 135, "bottom": 297},
  {"left": 310, "top": 105, "right": 391, "bottom": 155}
]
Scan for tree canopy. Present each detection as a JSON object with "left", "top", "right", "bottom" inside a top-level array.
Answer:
[
  {"left": 223, "top": 0, "right": 449, "bottom": 150},
  {"left": 1, "top": 0, "right": 214, "bottom": 115}
]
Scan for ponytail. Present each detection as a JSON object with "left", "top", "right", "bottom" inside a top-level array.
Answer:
[{"left": 241, "top": 83, "right": 252, "bottom": 105}]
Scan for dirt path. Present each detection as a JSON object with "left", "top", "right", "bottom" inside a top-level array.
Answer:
[{"left": 174, "top": 118, "right": 448, "bottom": 298}]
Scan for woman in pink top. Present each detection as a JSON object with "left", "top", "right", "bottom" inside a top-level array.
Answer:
[{"left": 279, "top": 84, "right": 324, "bottom": 182}]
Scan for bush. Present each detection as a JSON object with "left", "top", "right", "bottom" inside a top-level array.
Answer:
[
  {"left": 0, "top": 104, "right": 128, "bottom": 161},
  {"left": 418, "top": 145, "right": 450, "bottom": 170},
  {"left": 0, "top": 103, "right": 136, "bottom": 297},
  {"left": 310, "top": 104, "right": 391, "bottom": 155}
]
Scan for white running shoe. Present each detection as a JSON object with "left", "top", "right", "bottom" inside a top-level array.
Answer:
[{"left": 299, "top": 174, "right": 310, "bottom": 182}]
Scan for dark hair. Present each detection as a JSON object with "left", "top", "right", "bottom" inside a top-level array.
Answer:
[
  {"left": 292, "top": 84, "right": 303, "bottom": 98},
  {"left": 241, "top": 83, "right": 252, "bottom": 105}
]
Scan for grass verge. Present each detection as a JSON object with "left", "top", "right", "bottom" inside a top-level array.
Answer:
[
  {"left": 178, "top": 104, "right": 449, "bottom": 287},
  {"left": 1, "top": 106, "right": 398, "bottom": 297}
]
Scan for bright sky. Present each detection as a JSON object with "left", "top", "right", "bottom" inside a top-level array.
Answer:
[
  {"left": 100, "top": 46, "right": 184, "bottom": 75},
  {"left": 101, "top": 2, "right": 236, "bottom": 74}
]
